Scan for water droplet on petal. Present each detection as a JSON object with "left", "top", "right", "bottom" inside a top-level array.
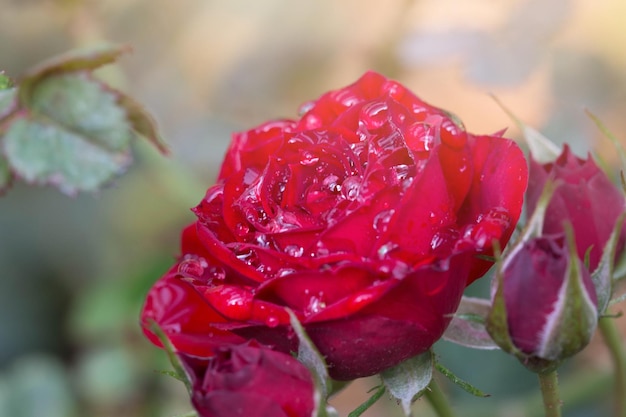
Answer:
[
  {"left": 265, "top": 315, "right": 279, "bottom": 327},
  {"left": 360, "top": 101, "right": 389, "bottom": 130},
  {"left": 341, "top": 176, "right": 361, "bottom": 201},
  {"left": 373, "top": 209, "right": 395, "bottom": 233},
  {"left": 377, "top": 242, "right": 398, "bottom": 259},
  {"left": 439, "top": 118, "right": 467, "bottom": 149},
  {"left": 277, "top": 268, "right": 296, "bottom": 277},
  {"left": 235, "top": 223, "right": 250, "bottom": 237},
  {"left": 323, "top": 175, "right": 341, "bottom": 193},
  {"left": 405, "top": 122, "right": 435, "bottom": 155},
  {"left": 178, "top": 255, "right": 208, "bottom": 278},
  {"left": 304, "top": 295, "right": 327, "bottom": 316},
  {"left": 298, "top": 100, "right": 315, "bottom": 116},
  {"left": 207, "top": 266, "right": 226, "bottom": 281},
  {"left": 299, "top": 150, "right": 320, "bottom": 166},
  {"left": 284, "top": 245, "right": 304, "bottom": 258},
  {"left": 205, "top": 285, "right": 253, "bottom": 320}
]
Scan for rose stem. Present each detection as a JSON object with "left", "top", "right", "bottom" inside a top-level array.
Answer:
[
  {"left": 599, "top": 317, "right": 626, "bottom": 417},
  {"left": 425, "top": 378, "right": 455, "bottom": 417},
  {"left": 538, "top": 370, "right": 562, "bottom": 417}
]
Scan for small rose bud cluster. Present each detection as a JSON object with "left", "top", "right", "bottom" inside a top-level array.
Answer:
[{"left": 487, "top": 145, "right": 626, "bottom": 372}]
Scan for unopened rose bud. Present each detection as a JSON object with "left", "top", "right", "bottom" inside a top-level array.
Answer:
[
  {"left": 179, "top": 342, "right": 316, "bottom": 417},
  {"left": 488, "top": 233, "right": 598, "bottom": 372},
  {"left": 527, "top": 145, "right": 626, "bottom": 272}
]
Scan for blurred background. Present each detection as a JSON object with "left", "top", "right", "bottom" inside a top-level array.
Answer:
[{"left": 1, "top": 0, "right": 625, "bottom": 416}]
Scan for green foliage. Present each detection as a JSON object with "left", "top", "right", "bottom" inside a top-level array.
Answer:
[
  {"left": 0, "top": 44, "right": 167, "bottom": 195},
  {"left": 436, "top": 362, "right": 490, "bottom": 397},
  {"left": 380, "top": 350, "right": 434, "bottom": 416}
]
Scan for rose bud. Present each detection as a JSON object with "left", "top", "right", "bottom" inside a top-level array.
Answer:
[
  {"left": 526, "top": 144, "right": 626, "bottom": 272},
  {"left": 142, "top": 71, "right": 528, "bottom": 380},
  {"left": 488, "top": 233, "right": 598, "bottom": 372},
  {"left": 179, "top": 342, "right": 315, "bottom": 417}
]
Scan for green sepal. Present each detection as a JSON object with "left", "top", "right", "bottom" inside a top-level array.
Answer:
[
  {"left": 592, "top": 212, "right": 626, "bottom": 313},
  {"left": 434, "top": 362, "right": 490, "bottom": 398},
  {"left": 442, "top": 296, "right": 498, "bottom": 350},
  {"left": 486, "top": 242, "right": 521, "bottom": 356},
  {"left": 347, "top": 385, "right": 386, "bottom": 417},
  {"left": 380, "top": 350, "right": 434, "bottom": 416},
  {"left": 148, "top": 320, "right": 191, "bottom": 394},
  {"left": 287, "top": 310, "right": 336, "bottom": 417}
]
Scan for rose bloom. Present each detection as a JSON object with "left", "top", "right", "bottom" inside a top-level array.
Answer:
[
  {"left": 142, "top": 71, "right": 528, "bottom": 380},
  {"left": 527, "top": 145, "right": 626, "bottom": 272},
  {"left": 180, "top": 342, "right": 315, "bottom": 417}
]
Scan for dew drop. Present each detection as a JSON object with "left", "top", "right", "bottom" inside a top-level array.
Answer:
[
  {"left": 235, "top": 223, "right": 250, "bottom": 237},
  {"left": 322, "top": 175, "right": 341, "bottom": 193},
  {"left": 341, "top": 176, "right": 361, "bottom": 201},
  {"left": 360, "top": 101, "right": 389, "bottom": 130},
  {"left": 265, "top": 316, "right": 279, "bottom": 328},
  {"left": 299, "top": 150, "right": 320, "bottom": 166},
  {"left": 177, "top": 255, "right": 208, "bottom": 278},
  {"left": 277, "top": 268, "right": 296, "bottom": 277},
  {"left": 207, "top": 266, "right": 226, "bottom": 281},
  {"left": 298, "top": 100, "right": 315, "bottom": 116},
  {"left": 205, "top": 286, "right": 253, "bottom": 320},
  {"left": 439, "top": 118, "right": 467, "bottom": 149},
  {"left": 405, "top": 122, "right": 435, "bottom": 154},
  {"left": 304, "top": 295, "right": 327, "bottom": 316},
  {"left": 373, "top": 209, "right": 395, "bottom": 233},
  {"left": 377, "top": 242, "right": 398, "bottom": 259},
  {"left": 284, "top": 245, "right": 304, "bottom": 258},
  {"left": 391, "top": 164, "right": 410, "bottom": 183}
]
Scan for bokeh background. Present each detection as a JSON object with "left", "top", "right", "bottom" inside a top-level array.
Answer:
[{"left": 1, "top": 0, "right": 625, "bottom": 416}]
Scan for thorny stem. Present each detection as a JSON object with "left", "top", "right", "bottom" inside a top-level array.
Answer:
[
  {"left": 538, "top": 370, "right": 562, "bottom": 417},
  {"left": 425, "top": 378, "right": 455, "bottom": 417}
]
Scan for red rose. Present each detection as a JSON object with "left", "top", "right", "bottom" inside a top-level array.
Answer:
[
  {"left": 141, "top": 71, "right": 528, "bottom": 379},
  {"left": 180, "top": 342, "right": 315, "bottom": 417},
  {"left": 527, "top": 145, "right": 626, "bottom": 271}
]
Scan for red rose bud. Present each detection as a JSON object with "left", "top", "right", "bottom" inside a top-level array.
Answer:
[
  {"left": 179, "top": 342, "right": 316, "bottom": 417},
  {"left": 489, "top": 234, "right": 598, "bottom": 371},
  {"left": 527, "top": 144, "right": 626, "bottom": 272},
  {"left": 142, "top": 71, "right": 528, "bottom": 379}
]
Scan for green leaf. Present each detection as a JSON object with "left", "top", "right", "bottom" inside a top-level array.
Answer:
[
  {"left": 0, "top": 156, "right": 11, "bottom": 193},
  {"left": 18, "top": 44, "right": 130, "bottom": 107},
  {"left": 116, "top": 92, "right": 169, "bottom": 154},
  {"left": 0, "top": 72, "right": 12, "bottom": 90},
  {"left": 491, "top": 94, "right": 561, "bottom": 163},
  {"left": 381, "top": 351, "right": 434, "bottom": 416},
  {"left": 442, "top": 296, "right": 498, "bottom": 350},
  {"left": 0, "top": 44, "right": 168, "bottom": 195},
  {"left": 0, "top": 86, "right": 17, "bottom": 120},
  {"left": 435, "top": 362, "right": 490, "bottom": 397},
  {"left": 348, "top": 385, "right": 386, "bottom": 417},
  {"left": 3, "top": 73, "right": 134, "bottom": 194},
  {"left": 592, "top": 212, "right": 626, "bottom": 313}
]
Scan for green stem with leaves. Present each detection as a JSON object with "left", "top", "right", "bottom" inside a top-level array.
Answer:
[
  {"left": 425, "top": 379, "right": 455, "bottom": 417},
  {"left": 599, "top": 317, "right": 626, "bottom": 417},
  {"left": 538, "top": 370, "right": 562, "bottom": 417}
]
